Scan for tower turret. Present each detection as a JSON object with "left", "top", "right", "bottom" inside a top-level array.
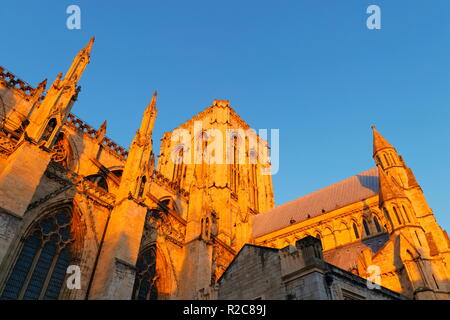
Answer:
[
  {"left": 372, "top": 126, "right": 410, "bottom": 188},
  {"left": 378, "top": 165, "right": 418, "bottom": 232}
]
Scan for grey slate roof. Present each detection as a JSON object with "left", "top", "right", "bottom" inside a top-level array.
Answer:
[{"left": 252, "top": 167, "right": 379, "bottom": 238}]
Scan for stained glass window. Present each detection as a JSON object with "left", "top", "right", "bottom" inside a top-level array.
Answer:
[
  {"left": 0, "top": 210, "right": 74, "bottom": 300},
  {"left": 131, "top": 246, "right": 157, "bottom": 300}
]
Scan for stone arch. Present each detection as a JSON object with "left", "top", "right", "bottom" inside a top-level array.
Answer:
[
  {"left": 157, "top": 196, "right": 181, "bottom": 215},
  {"left": 85, "top": 173, "right": 109, "bottom": 191},
  {"left": 321, "top": 227, "right": 335, "bottom": 250},
  {"left": 154, "top": 244, "right": 175, "bottom": 299},
  {"left": 338, "top": 221, "right": 351, "bottom": 245},
  {"left": 363, "top": 217, "right": 372, "bottom": 237},
  {"left": 372, "top": 214, "right": 383, "bottom": 233},
  {"left": 107, "top": 166, "right": 124, "bottom": 180},
  {"left": 0, "top": 200, "right": 86, "bottom": 300},
  {"left": 351, "top": 219, "right": 360, "bottom": 240}
]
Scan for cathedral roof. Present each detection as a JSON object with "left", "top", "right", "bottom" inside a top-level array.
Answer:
[
  {"left": 323, "top": 233, "right": 389, "bottom": 271},
  {"left": 252, "top": 167, "right": 379, "bottom": 238}
]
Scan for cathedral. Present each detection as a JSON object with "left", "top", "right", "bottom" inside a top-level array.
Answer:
[{"left": 0, "top": 38, "right": 449, "bottom": 300}]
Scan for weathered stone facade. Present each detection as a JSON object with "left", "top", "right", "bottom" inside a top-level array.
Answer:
[
  {"left": 0, "top": 39, "right": 449, "bottom": 300},
  {"left": 218, "top": 236, "right": 406, "bottom": 300}
]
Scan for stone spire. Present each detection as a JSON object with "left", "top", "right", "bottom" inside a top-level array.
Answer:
[
  {"left": 64, "top": 36, "right": 94, "bottom": 83},
  {"left": 117, "top": 91, "right": 158, "bottom": 199},
  {"left": 25, "top": 37, "right": 94, "bottom": 148},
  {"left": 140, "top": 90, "right": 158, "bottom": 138},
  {"left": 372, "top": 125, "right": 395, "bottom": 156},
  {"left": 96, "top": 120, "right": 107, "bottom": 143}
]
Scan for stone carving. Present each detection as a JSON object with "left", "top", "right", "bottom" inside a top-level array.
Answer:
[
  {"left": 147, "top": 209, "right": 185, "bottom": 247},
  {"left": 211, "top": 239, "right": 235, "bottom": 283}
]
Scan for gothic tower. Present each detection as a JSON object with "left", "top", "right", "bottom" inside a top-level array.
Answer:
[
  {"left": 157, "top": 99, "right": 274, "bottom": 298},
  {"left": 373, "top": 127, "right": 450, "bottom": 299}
]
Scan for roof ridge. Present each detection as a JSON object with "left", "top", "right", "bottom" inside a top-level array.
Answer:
[
  {"left": 265, "top": 167, "right": 378, "bottom": 212},
  {"left": 253, "top": 167, "right": 380, "bottom": 238}
]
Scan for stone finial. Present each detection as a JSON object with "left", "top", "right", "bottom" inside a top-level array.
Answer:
[
  {"left": 96, "top": 120, "right": 107, "bottom": 143},
  {"left": 212, "top": 99, "right": 230, "bottom": 108}
]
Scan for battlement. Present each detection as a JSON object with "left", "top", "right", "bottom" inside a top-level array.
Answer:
[
  {"left": 65, "top": 113, "right": 129, "bottom": 160},
  {"left": 0, "top": 66, "right": 35, "bottom": 96}
]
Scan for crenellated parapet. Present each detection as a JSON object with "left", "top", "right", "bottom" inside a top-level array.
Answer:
[
  {"left": 0, "top": 66, "right": 35, "bottom": 97},
  {"left": 65, "top": 113, "right": 129, "bottom": 160}
]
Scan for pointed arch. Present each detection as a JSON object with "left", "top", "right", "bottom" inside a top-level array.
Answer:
[
  {"left": 402, "top": 205, "right": 411, "bottom": 223},
  {"left": 85, "top": 174, "right": 108, "bottom": 191},
  {"left": 339, "top": 221, "right": 351, "bottom": 244},
  {"left": 392, "top": 206, "right": 402, "bottom": 225},
  {"left": 373, "top": 216, "right": 382, "bottom": 233},
  {"left": 363, "top": 219, "right": 371, "bottom": 237},
  {"left": 0, "top": 203, "right": 85, "bottom": 300},
  {"left": 322, "top": 227, "right": 335, "bottom": 250},
  {"left": 40, "top": 118, "right": 57, "bottom": 144},
  {"left": 352, "top": 222, "right": 360, "bottom": 240}
]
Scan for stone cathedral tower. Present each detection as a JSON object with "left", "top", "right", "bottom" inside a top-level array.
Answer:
[
  {"left": 0, "top": 38, "right": 448, "bottom": 300},
  {"left": 157, "top": 99, "right": 274, "bottom": 298}
]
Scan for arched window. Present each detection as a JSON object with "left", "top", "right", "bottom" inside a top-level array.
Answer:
[
  {"left": 111, "top": 170, "right": 123, "bottom": 179},
  {"left": 389, "top": 153, "right": 396, "bottom": 166},
  {"left": 402, "top": 205, "right": 411, "bottom": 223},
  {"left": 137, "top": 176, "right": 147, "bottom": 198},
  {"left": 40, "top": 118, "right": 57, "bottom": 143},
  {"left": 383, "top": 154, "right": 391, "bottom": 167},
  {"left": 250, "top": 163, "right": 258, "bottom": 212},
  {"left": 383, "top": 207, "right": 391, "bottom": 222},
  {"left": 230, "top": 136, "right": 239, "bottom": 194},
  {"left": 1, "top": 210, "right": 76, "bottom": 300},
  {"left": 363, "top": 219, "right": 371, "bottom": 237},
  {"left": 172, "top": 148, "right": 184, "bottom": 182},
  {"left": 415, "top": 231, "right": 422, "bottom": 247},
  {"left": 132, "top": 245, "right": 157, "bottom": 300},
  {"left": 373, "top": 216, "right": 382, "bottom": 233},
  {"left": 352, "top": 223, "right": 360, "bottom": 239},
  {"left": 86, "top": 174, "right": 108, "bottom": 191},
  {"left": 393, "top": 206, "right": 402, "bottom": 225},
  {"left": 158, "top": 199, "right": 171, "bottom": 213},
  {"left": 376, "top": 156, "right": 384, "bottom": 169}
]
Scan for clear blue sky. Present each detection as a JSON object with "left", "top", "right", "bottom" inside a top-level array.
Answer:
[{"left": 1, "top": 1, "right": 449, "bottom": 231}]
